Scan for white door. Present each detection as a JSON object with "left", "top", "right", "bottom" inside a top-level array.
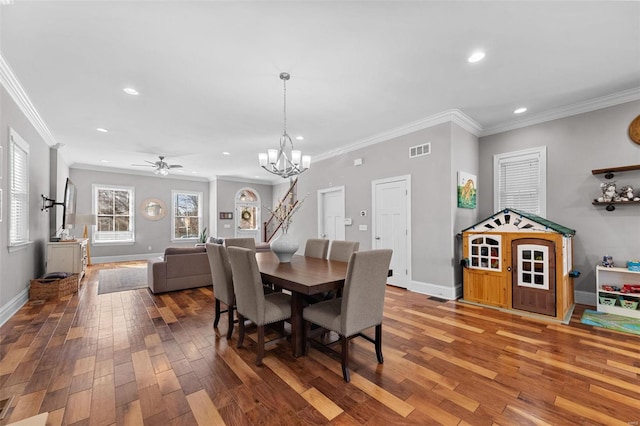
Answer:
[
  {"left": 317, "top": 186, "right": 345, "bottom": 240},
  {"left": 372, "top": 176, "right": 410, "bottom": 288},
  {"left": 235, "top": 188, "right": 261, "bottom": 242}
]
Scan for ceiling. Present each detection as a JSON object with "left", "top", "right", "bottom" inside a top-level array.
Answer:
[{"left": 1, "top": 1, "right": 639, "bottom": 183}]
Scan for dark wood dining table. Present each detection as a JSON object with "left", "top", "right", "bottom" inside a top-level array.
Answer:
[{"left": 255, "top": 251, "right": 348, "bottom": 357}]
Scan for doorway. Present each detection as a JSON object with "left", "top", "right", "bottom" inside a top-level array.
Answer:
[
  {"left": 511, "top": 238, "right": 556, "bottom": 316},
  {"left": 372, "top": 176, "right": 411, "bottom": 288},
  {"left": 317, "top": 186, "right": 345, "bottom": 241},
  {"left": 235, "top": 188, "right": 261, "bottom": 242}
]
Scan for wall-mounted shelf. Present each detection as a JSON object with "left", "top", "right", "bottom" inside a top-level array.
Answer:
[
  {"left": 592, "top": 164, "right": 640, "bottom": 211},
  {"left": 592, "top": 164, "right": 640, "bottom": 179}
]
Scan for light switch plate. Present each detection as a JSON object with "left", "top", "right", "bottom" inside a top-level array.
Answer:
[{"left": 358, "top": 225, "right": 367, "bottom": 231}]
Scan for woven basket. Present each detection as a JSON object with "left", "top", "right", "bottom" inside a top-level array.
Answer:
[{"left": 30, "top": 274, "right": 79, "bottom": 300}]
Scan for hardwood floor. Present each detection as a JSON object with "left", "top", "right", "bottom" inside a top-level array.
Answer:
[{"left": 1, "top": 261, "right": 639, "bottom": 425}]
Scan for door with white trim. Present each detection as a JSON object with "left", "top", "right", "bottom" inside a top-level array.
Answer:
[
  {"left": 317, "top": 186, "right": 345, "bottom": 241},
  {"left": 235, "top": 188, "right": 261, "bottom": 242},
  {"left": 372, "top": 176, "right": 410, "bottom": 288}
]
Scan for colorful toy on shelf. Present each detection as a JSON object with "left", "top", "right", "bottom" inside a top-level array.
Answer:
[
  {"left": 621, "top": 284, "right": 640, "bottom": 294},
  {"left": 602, "top": 255, "right": 614, "bottom": 268}
]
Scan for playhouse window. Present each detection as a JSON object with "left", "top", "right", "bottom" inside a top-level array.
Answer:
[
  {"left": 468, "top": 235, "right": 502, "bottom": 271},
  {"left": 517, "top": 245, "right": 549, "bottom": 290}
]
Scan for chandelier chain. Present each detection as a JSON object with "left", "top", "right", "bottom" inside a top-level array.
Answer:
[{"left": 283, "top": 76, "right": 287, "bottom": 136}]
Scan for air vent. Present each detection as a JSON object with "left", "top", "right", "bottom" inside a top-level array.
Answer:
[{"left": 409, "top": 143, "right": 431, "bottom": 158}]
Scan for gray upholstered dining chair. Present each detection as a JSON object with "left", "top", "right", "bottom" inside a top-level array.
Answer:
[
  {"left": 224, "top": 238, "right": 257, "bottom": 251},
  {"left": 227, "top": 246, "right": 292, "bottom": 365},
  {"left": 302, "top": 249, "right": 392, "bottom": 382},
  {"left": 205, "top": 243, "right": 236, "bottom": 339},
  {"left": 304, "top": 239, "right": 329, "bottom": 259},
  {"left": 328, "top": 240, "right": 360, "bottom": 262}
]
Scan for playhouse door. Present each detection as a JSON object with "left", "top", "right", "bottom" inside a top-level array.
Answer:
[{"left": 511, "top": 239, "right": 556, "bottom": 316}]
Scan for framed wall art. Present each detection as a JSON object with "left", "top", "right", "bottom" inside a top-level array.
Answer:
[
  {"left": 219, "top": 212, "right": 233, "bottom": 220},
  {"left": 458, "top": 171, "right": 477, "bottom": 209}
]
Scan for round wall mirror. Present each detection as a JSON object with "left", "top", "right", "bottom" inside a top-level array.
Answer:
[{"left": 141, "top": 198, "right": 166, "bottom": 220}]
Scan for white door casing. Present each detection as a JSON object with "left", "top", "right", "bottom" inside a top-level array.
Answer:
[
  {"left": 235, "top": 187, "right": 261, "bottom": 242},
  {"left": 317, "top": 186, "right": 345, "bottom": 240},
  {"left": 372, "top": 176, "right": 411, "bottom": 288}
]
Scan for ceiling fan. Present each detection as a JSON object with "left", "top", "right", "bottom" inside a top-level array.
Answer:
[{"left": 133, "top": 156, "right": 183, "bottom": 176}]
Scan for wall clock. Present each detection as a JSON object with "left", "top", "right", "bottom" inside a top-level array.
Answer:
[{"left": 629, "top": 114, "right": 640, "bottom": 145}]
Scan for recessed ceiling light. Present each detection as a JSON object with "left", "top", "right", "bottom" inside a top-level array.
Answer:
[
  {"left": 296, "top": 136, "right": 304, "bottom": 141},
  {"left": 468, "top": 51, "right": 486, "bottom": 63},
  {"left": 96, "top": 128, "right": 108, "bottom": 133},
  {"left": 123, "top": 87, "right": 139, "bottom": 96},
  {"left": 192, "top": 171, "right": 197, "bottom": 174},
  {"left": 100, "top": 160, "right": 109, "bottom": 163},
  {"left": 514, "top": 107, "right": 528, "bottom": 114},
  {"left": 222, "top": 152, "right": 230, "bottom": 155}
]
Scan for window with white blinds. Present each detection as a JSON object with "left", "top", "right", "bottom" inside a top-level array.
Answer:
[
  {"left": 9, "top": 129, "right": 30, "bottom": 246},
  {"left": 93, "top": 185, "right": 135, "bottom": 244},
  {"left": 493, "top": 146, "right": 547, "bottom": 216}
]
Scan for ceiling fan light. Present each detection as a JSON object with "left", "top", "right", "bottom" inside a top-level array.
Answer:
[
  {"left": 160, "top": 168, "right": 169, "bottom": 176},
  {"left": 153, "top": 168, "right": 160, "bottom": 175}
]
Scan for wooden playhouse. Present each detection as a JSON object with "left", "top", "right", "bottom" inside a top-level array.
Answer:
[{"left": 461, "top": 209, "right": 576, "bottom": 321}]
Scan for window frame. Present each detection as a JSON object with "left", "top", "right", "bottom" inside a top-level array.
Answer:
[
  {"left": 468, "top": 234, "right": 502, "bottom": 272},
  {"left": 8, "top": 128, "right": 31, "bottom": 249},
  {"left": 171, "top": 190, "right": 203, "bottom": 242},
  {"left": 493, "top": 146, "right": 547, "bottom": 217},
  {"left": 92, "top": 184, "right": 135, "bottom": 245}
]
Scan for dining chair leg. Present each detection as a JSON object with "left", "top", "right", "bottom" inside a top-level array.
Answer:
[
  {"left": 375, "top": 324, "right": 384, "bottom": 364},
  {"left": 303, "top": 321, "right": 311, "bottom": 356},
  {"left": 256, "top": 325, "right": 265, "bottom": 366},
  {"left": 237, "top": 314, "right": 246, "bottom": 348},
  {"left": 214, "top": 299, "right": 221, "bottom": 328},
  {"left": 340, "top": 335, "right": 350, "bottom": 382},
  {"left": 226, "top": 305, "right": 234, "bottom": 340}
]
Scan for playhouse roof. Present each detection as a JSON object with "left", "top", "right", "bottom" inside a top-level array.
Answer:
[{"left": 461, "top": 208, "right": 576, "bottom": 237}]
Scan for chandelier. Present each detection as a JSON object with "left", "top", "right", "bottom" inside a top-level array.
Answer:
[{"left": 259, "top": 72, "right": 310, "bottom": 179}]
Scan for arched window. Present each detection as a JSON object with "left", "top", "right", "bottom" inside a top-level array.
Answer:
[{"left": 236, "top": 188, "right": 260, "bottom": 233}]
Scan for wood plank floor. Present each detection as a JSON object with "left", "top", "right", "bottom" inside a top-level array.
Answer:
[{"left": 1, "top": 261, "right": 639, "bottom": 425}]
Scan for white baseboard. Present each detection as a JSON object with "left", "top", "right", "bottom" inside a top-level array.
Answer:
[
  {"left": 408, "top": 280, "right": 461, "bottom": 300},
  {"left": 0, "top": 287, "right": 29, "bottom": 327},
  {"left": 575, "top": 290, "right": 596, "bottom": 307},
  {"left": 91, "top": 253, "right": 163, "bottom": 264}
]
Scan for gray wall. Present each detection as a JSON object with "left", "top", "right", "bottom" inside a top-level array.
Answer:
[
  {"left": 0, "top": 86, "right": 51, "bottom": 312},
  {"left": 451, "top": 123, "right": 480, "bottom": 287},
  {"left": 478, "top": 100, "right": 640, "bottom": 302},
  {"left": 288, "top": 121, "right": 479, "bottom": 296},
  {"left": 70, "top": 168, "right": 209, "bottom": 260}
]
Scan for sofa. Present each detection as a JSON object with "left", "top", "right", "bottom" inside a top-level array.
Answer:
[
  {"left": 148, "top": 246, "right": 212, "bottom": 294},
  {"left": 209, "top": 236, "right": 271, "bottom": 252}
]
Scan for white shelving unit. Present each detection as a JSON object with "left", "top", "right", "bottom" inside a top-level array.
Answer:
[
  {"left": 595, "top": 265, "right": 640, "bottom": 319},
  {"left": 46, "top": 239, "right": 88, "bottom": 281}
]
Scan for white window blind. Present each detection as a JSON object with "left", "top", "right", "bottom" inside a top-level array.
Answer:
[
  {"left": 494, "top": 147, "right": 547, "bottom": 216},
  {"left": 93, "top": 185, "right": 135, "bottom": 243},
  {"left": 9, "top": 129, "right": 30, "bottom": 246}
]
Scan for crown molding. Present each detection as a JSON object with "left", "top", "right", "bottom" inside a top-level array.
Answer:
[
  {"left": 0, "top": 53, "right": 58, "bottom": 147},
  {"left": 313, "top": 109, "right": 482, "bottom": 163},
  {"left": 212, "top": 175, "right": 275, "bottom": 186},
  {"left": 71, "top": 163, "right": 210, "bottom": 182},
  {"left": 481, "top": 87, "right": 640, "bottom": 137}
]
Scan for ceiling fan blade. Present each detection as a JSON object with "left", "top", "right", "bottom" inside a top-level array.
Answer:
[
  {"left": 169, "top": 164, "right": 183, "bottom": 169},
  {"left": 132, "top": 164, "right": 154, "bottom": 167},
  {"left": 145, "top": 160, "right": 158, "bottom": 165}
]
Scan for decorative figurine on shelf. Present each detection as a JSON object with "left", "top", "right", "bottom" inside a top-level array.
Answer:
[
  {"left": 596, "top": 181, "right": 618, "bottom": 202},
  {"left": 602, "top": 255, "right": 614, "bottom": 268},
  {"left": 618, "top": 185, "right": 640, "bottom": 202}
]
